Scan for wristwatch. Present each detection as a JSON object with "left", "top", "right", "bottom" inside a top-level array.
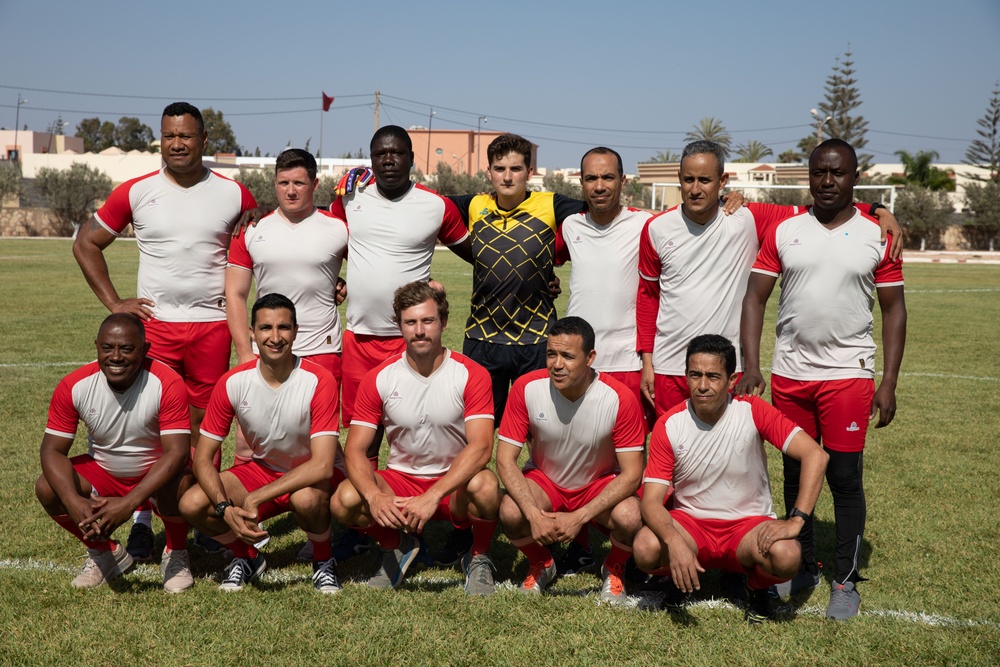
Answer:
[
  {"left": 869, "top": 202, "right": 885, "bottom": 215},
  {"left": 787, "top": 507, "right": 810, "bottom": 522},
  {"left": 213, "top": 500, "right": 234, "bottom": 518}
]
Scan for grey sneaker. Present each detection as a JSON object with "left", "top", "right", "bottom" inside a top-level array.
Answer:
[
  {"left": 599, "top": 563, "right": 628, "bottom": 605},
  {"left": 367, "top": 533, "right": 420, "bottom": 590},
  {"left": 826, "top": 580, "right": 861, "bottom": 620},
  {"left": 219, "top": 553, "right": 267, "bottom": 591},
  {"left": 71, "top": 542, "right": 134, "bottom": 589},
  {"left": 312, "top": 558, "right": 342, "bottom": 594},
  {"left": 520, "top": 558, "right": 557, "bottom": 594},
  {"left": 770, "top": 562, "right": 822, "bottom": 600},
  {"left": 125, "top": 522, "right": 155, "bottom": 562},
  {"left": 161, "top": 548, "right": 194, "bottom": 593},
  {"left": 462, "top": 552, "right": 496, "bottom": 596}
]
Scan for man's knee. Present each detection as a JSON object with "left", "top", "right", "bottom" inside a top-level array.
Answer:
[
  {"left": 290, "top": 486, "right": 331, "bottom": 517},
  {"left": 607, "top": 496, "right": 642, "bottom": 536},
  {"left": 498, "top": 494, "right": 527, "bottom": 533},
  {"left": 34, "top": 474, "right": 60, "bottom": 512},
  {"left": 767, "top": 539, "right": 801, "bottom": 578},
  {"left": 826, "top": 450, "right": 864, "bottom": 495},
  {"left": 466, "top": 470, "right": 501, "bottom": 512},
  {"left": 632, "top": 527, "right": 663, "bottom": 572},
  {"left": 178, "top": 484, "right": 209, "bottom": 521},
  {"left": 330, "top": 480, "right": 363, "bottom": 523}
]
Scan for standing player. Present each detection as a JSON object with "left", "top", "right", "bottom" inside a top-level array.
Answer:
[
  {"left": 634, "top": 335, "right": 829, "bottom": 623},
  {"left": 738, "top": 139, "right": 907, "bottom": 620},
  {"left": 73, "top": 102, "right": 257, "bottom": 557},
  {"left": 330, "top": 282, "right": 501, "bottom": 595},
  {"left": 179, "top": 294, "right": 344, "bottom": 593},
  {"left": 34, "top": 314, "right": 195, "bottom": 592},
  {"left": 497, "top": 317, "right": 645, "bottom": 604}
]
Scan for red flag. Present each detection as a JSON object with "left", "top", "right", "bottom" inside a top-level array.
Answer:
[{"left": 322, "top": 92, "right": 334, "bottom": 111}]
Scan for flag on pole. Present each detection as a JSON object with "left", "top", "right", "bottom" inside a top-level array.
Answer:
[{"left": 322, "top": 92, "right": 335, "bottom": 111}]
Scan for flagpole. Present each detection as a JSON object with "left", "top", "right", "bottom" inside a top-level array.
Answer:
[{"left": 319, "top": 109, "right": 324, "bottom": 169}]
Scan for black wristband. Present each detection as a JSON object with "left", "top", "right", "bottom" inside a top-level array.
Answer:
[{"left": 869, "top": 202, "right": 885, "bottom": 215}]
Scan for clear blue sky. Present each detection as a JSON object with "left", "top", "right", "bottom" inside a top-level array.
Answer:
[{"left": 2, "top": 0, "right": 998, "bottom": 171}]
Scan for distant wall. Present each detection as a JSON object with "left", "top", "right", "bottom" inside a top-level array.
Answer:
[{"left": 0, "top": 207, "right": 62, "bottom": 236}]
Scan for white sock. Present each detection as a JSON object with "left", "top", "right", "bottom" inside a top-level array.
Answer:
[{"left": 132, "top": 509, "right": 153, "bottom": 528}]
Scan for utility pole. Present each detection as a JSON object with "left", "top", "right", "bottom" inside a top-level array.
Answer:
[
  {"left": 477, "top": 115, "right": 487, "bottom": 174},
  {"left": 13, "top": 94, "right": 28, "bottom": 164},
  {"left": 373, "top": 90, "right": 380, "bottom": 133},
  {"left": 425, "top": 107, "right": 435, "bottom": 174}
]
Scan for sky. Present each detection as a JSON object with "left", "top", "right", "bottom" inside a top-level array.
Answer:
[{"left": 2, "top": 0, "right": 998, "bottom": 172}]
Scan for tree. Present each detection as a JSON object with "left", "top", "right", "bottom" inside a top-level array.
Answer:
[
  {"left": 234, "top": 168, "right": 277, "bottom": 209},
  {"left": 964, "top": 82, "right": 1000, "bottom": 182},
  {"left": 777, "top": 149, "right": 800, "bottom": 164},
  {"left": 964, "top": 180, "right": 1000, "bottom": 250},
  {"left": 734, "top": 140, "right": 774, "bottom": 163},
  {"left": 886, "top": 150, "right": 955, "bottom": 191},
  {"left": 75, "top": 117, "right": 116, "bottom": 153},
  {"left": 684, "top": 117, "right": 731, "bottom": 158},
  {"left": 801, "top": 49, "right": 873, "bottom": 172},
  {"left": 0, "top": 161, "right": 20, "bottom": 205},
  {"left": 542, "top": 172, "right": 583, "bottom": 200},
  {"left": 315, "top": 176, "right": 339, "bottom": 208},
  {"left": 113, "top": 117, "right": 155, "bottom": 152},
  {"left": 35, "top": 163, "right": 112, "bottom": 236},
  {"left": 430, "top": 163, "right": 491, "bottom": 196},
  {"left": 894, "top": 186, "right": 954, "bottom": 250},
  {"left": 625, "top": 179, "right": 651, "bottom": 208},
  {"left": 647, "top": 149, "right": 680, "bottom": 163},
  {"left": 202, "top": 108, "right": 241, "bottom": 156}
]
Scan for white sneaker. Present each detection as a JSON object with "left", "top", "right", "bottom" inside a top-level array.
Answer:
[
  {"left": 161, "top": 548, "right": 194, "bottom": 593},
  {"left": 71, "top": 542, "right": 134, "bottom": 589}
]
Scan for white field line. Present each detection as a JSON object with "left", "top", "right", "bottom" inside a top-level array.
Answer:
[
  {"left": 906, "top": 288, "right": 1000, "bottom": 293},
  {"left": 2, "top": 557, "right": 997, "bottom": 630}
]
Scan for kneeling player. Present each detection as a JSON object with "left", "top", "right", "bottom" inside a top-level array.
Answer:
[
  {"left": 180, "top": 294, "right": 344, "bottom": 593},
  {"left": 35, "top": 313, "right": 195, "bottom": 592},
  {"left": 633, "top": 334, "right": 829, "bottom": 623},
  {"left": 330, "top": 282, "right": 501, "bottom": 595}
]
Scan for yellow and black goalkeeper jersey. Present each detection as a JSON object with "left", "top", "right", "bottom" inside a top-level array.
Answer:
[{"left": 451, "top": 192, "right": 585, "bottom": 345}]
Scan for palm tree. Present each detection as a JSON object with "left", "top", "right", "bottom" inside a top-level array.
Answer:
[
  {"left": 684, "top": 117, "right": 732, "bottom": 158},
  {"left": 888, "top": 150, "right": 955, "bottom": 191},
  {"left": 734, "top": 140, "right": 774, "bottom": 163},
  {"left": 648, "top": 149, "right": 681, "bottom": 163}
]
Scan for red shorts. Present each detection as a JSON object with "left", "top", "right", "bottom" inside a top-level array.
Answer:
[
  {"left": 771, "top": 375, "right": 874, "bottom": 452},
  {"left": 226, "top": 460, "right": 345, "bottom": 522},
  {"left": 145, "top": 319, "right": 231, "bottom": 409},
  {"left": 602, "top": 370, "right": 654, "bottom": 433},
  {"left": 303, "top": 352, "right": 343, "bottom": 386},
  {"left": 653, "top": 372, "right": 743, "bottom": 418},
  {"left": 525, "top": 468, "right": 616, "bottom": 515},
  {"left": 376, "top": 468, "right": 469, "bottom": 528},
  {"left": 669, "top": 509, "right": 771, "bottom": 573},
  {"left": 341, "top": 331, "right": 405, "bottom": 425},
  {"left": 72, "top": 454, "right": 147, "bottom": 498}
]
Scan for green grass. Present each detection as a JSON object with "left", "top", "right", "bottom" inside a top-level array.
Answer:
[{"left": 1, "top": 239, "right": 998, "bottom": 666}]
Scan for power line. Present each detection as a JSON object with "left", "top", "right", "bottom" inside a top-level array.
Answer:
[
  {"left": 0, "top": 83, "right": 372, "bottom": 102},
  {"left": 0, "top": 102, "right": 372, "bottom": 118}
]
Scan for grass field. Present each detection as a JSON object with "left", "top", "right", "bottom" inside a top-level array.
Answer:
[{"left": 1, "top": 239, "right": 998, "bottom": 666}]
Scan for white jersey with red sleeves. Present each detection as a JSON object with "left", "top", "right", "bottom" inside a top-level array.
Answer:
[
  {"left": 45, "top": 358, "right": 191, "bottom": 478},
  {"left": 330, "top": 183, "right": 469, "bottom": 337},
  {"left": 752, "top": 208, "right": 904, "bottom": 380},
  {"left": 200, "top": 357, "right": 340, "bottom": 473},
  {"left": 643, "top": 395, "right": 801, "bottom": 520},
  {"left": 228, "top": 209, "right": 348, "bottom": 355},
  {"left": 498, "top": 369, "right": 645, "bottom": 490},
  {"left": 351, "top": 349, "right": 493, "bottom": 477},
  {"left": 561, "top": 207, "right": 651, "bottom": 372},
  {"left": 637, "top": 203, "right": 796, "bottom": 375}
]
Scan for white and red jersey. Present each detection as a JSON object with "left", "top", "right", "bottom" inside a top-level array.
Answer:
[
  {"left": 45, "top": 358, "right": 191, "bottom": 478},
  {"left": 94, "top": 168, "right": 257, "bottom": 323},
  {"left": 228, "top": 209, "right": 348, "bottom": 356},
  {"left": 637, "top": 203, "right": 797, "bottom": 375},
  {"left": 330, "top": 183, "right": 469, "bottom": 337},
  {"left": 498, "top": 369, "right": 645, "bottom": 490},
  {"left": 752, "top": 208, "right": 904, "bottom": 380},
  {"left": 644, "top": 395, "right": 801, "bottom": 520},
  {"left": 558, "top": 207, "right": 651, "bottom": 372},
  {"left": 351, "top": 349, "right": 493, "bottom": 477},
  {"left": 200, "top": 357, "right": 340, "bottom": 473}
]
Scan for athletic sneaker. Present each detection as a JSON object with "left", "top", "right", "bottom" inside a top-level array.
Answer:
[
  {"left": 193, "top": 529, "right": 225, "bottom": 554},
  {"left": 556, "top": 542, "right": 596, "bottom": 576},
  {"left": 367, "top": 533, "right": 420, "bottom": 590},
  {"left": 219, "top": 553, "right": 267, "bottom": 591},
  {"left": 520, "top": 558, "right": 557, "bottom": 594},
  {"left": 312, "top": 558, "right": 342, "bottom": 595},
  {"left": 745, "top": 585, "right": 776, "bottom": 625},
  {"left": 462, "top": 552, "right": 496, "bottom": 596},
  {"left": 826, "top": 580, "right": 861, "bottom": 620},
  {"left": 125, "top": 522, "right": 155, "bottom": 563},
  {"left": 770, "top": 562, "right": 822, "bottom": 600},
  {"left": 161, "top": 548, "right": 194, "bottom": 594},
  {"left": 71, "top": 542, "right": 135, "bottom": 589},
  {"left": 432, "top": 527, "right": 472, "bottom": 567},
  {"left": 332, "top": 530, "right": 372, "bottom": 563},
  {"left": 599, "top": 563, "right": 627, "bottom": 605}
]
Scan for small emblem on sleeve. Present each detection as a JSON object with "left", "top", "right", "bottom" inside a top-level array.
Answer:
[
  {"left": 387, "top": 390, "right": 402, "bottom": 402},
  {"left": 239, "top": 400, "right": 251, "bottom": 412},
  {"left": 846, "top": 422, "right": 860, "bottom": 432}
]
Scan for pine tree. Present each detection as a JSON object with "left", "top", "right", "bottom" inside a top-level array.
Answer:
[
  {"left": 801, "top": 49, "right": 872, "bottom": 172},
  {"left": 964, "top": 82, "right": 1000, "bottom": 182}
]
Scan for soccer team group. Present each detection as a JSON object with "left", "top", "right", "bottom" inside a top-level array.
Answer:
[{"left": 34, "top": 101, "right": 907, "bottom": 623}]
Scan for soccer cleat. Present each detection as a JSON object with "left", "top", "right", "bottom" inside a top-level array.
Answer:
[
  {"left": 219, "top": 553, "right": 267, "bottom": 591},
  {"left": 125, "top": 522, "right": 155, "bottom": 563},
  {"left": 745, "top": 585, "right": 776, "bottom": 624},
  {"left": 312, "top": 558, "right": 342, "bottom": 595},
  {"left": 770, "top": 562, "right": 822, "bottom": 600},
  {"left": 432, "top": 527, "right": 473, "bottom": 567},
  {"left": 520, "top": 558, "right": 557, "bottom": 594},
  {"left": 160, "top": 548, "right": 194, "bottom": 594},
  {"left": 71, "top": 542, "right": 134, "bottom": 589},
  {"left": 193, "top": 529, "right": 225, "bottom": 554},
  {"left": 826, "top": 580, "right": 861, "bottom": 620},
  {"left": 367, "top": 533, "right": 420, "bottom": 590},
  {"left": 555, "top": 541, "right": 596, "bottom": 576},
  {"left": 462, "top": 552, "right": 496, "bottom": 596},
  {"left": 332, "top": 530, "right": 372, "bottom": 563},
  {"left": 599, "top": 563, "right": 628, "bottom": 605}
]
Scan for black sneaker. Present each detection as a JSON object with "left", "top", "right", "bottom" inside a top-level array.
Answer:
[
  {"left": 555, "top": 541, "right": 596, "bottom": 576},
  {"left": 332, "top": 530, "right": 372, "bottom": 564},
  {"left": 193, "top": 529, "right": 225, "bottom": 554},
  {"left": 432, "top": 527, "right": 473, "bottom": 567},
  {"left": 644, "top": 576, "right": 687, "bottom": 611},
  {"left": 219, "top": 553, "right": 267, "bottom": 591},
  {"left": 745, "top": 585, "right": 776, "bottom": 624},
  {"left": 125, "top": 523, "right": 155, "bottom": 562},
  {"left": 312, "top": 558, "right": 342, "bottom": 594}
]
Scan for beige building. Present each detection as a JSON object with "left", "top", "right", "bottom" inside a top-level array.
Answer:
[
  {"left": 407, "top": 128, "right": 536, "bottom": 176},
  {"left": 1, "top": 129, "right": 84, "bottom": 161}
]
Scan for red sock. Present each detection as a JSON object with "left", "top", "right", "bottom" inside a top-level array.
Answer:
[
  {"left": 469, "top": 517, "right": 497, "bottom": 556},
  {"left": 363, "top": 523, "right": 401, "bottom": 550},
  {"left": 603, "top": 538, "right": 633, "bottom": 572},
  {"left": 161, "top": 516, "right": 189, "bottom": 552},
  {"left": 52, "top": 514, "right": 111, "bottom": 551},
  {"left": 226, "top": 539, "right": 257, "bottom": 560},
  {"left": 512, "top": 537, "right": 553, "bottom": 567},
  {"left": 306, "top": 527, "right": 333, "bottom": 562}
]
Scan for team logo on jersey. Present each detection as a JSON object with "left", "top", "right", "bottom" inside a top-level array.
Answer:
[
  {"left": 238, "top": 400, "right": 251, "bottom": 412},
  {"left": 387, "top": 390, "right": 402, "bottom": 402},
  {"left": 674, "top": 443, "right": 687, "bottom": 456},
  {"left": 790, "top": 238, "right": 801, "bottom": 246},
  {"left": 148, "top": 198, "right": 159, "bottom": 208},
  {"left": 573, "top": 235, "right": 582, "bottom": 244},
  {"left": 85, "top": 407, "right": 99, "bottom": 420},
  {"left": 666, "top": 240, "right": 674, "bottom": 247},
  {"left": 251, "top": 234, "right": 266, "bottom": 244},
  {"left": 846, "top": 421, "right": 860, "bottom": 432},
  {"left": 353, "top": 204, "right": 363, "bottom": 212},
  {"left": 480, "top": 208, "right": 489, "bottom": 216},
  {"left": 533, "top": 411, "right": 548, "bottom": 423}
]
